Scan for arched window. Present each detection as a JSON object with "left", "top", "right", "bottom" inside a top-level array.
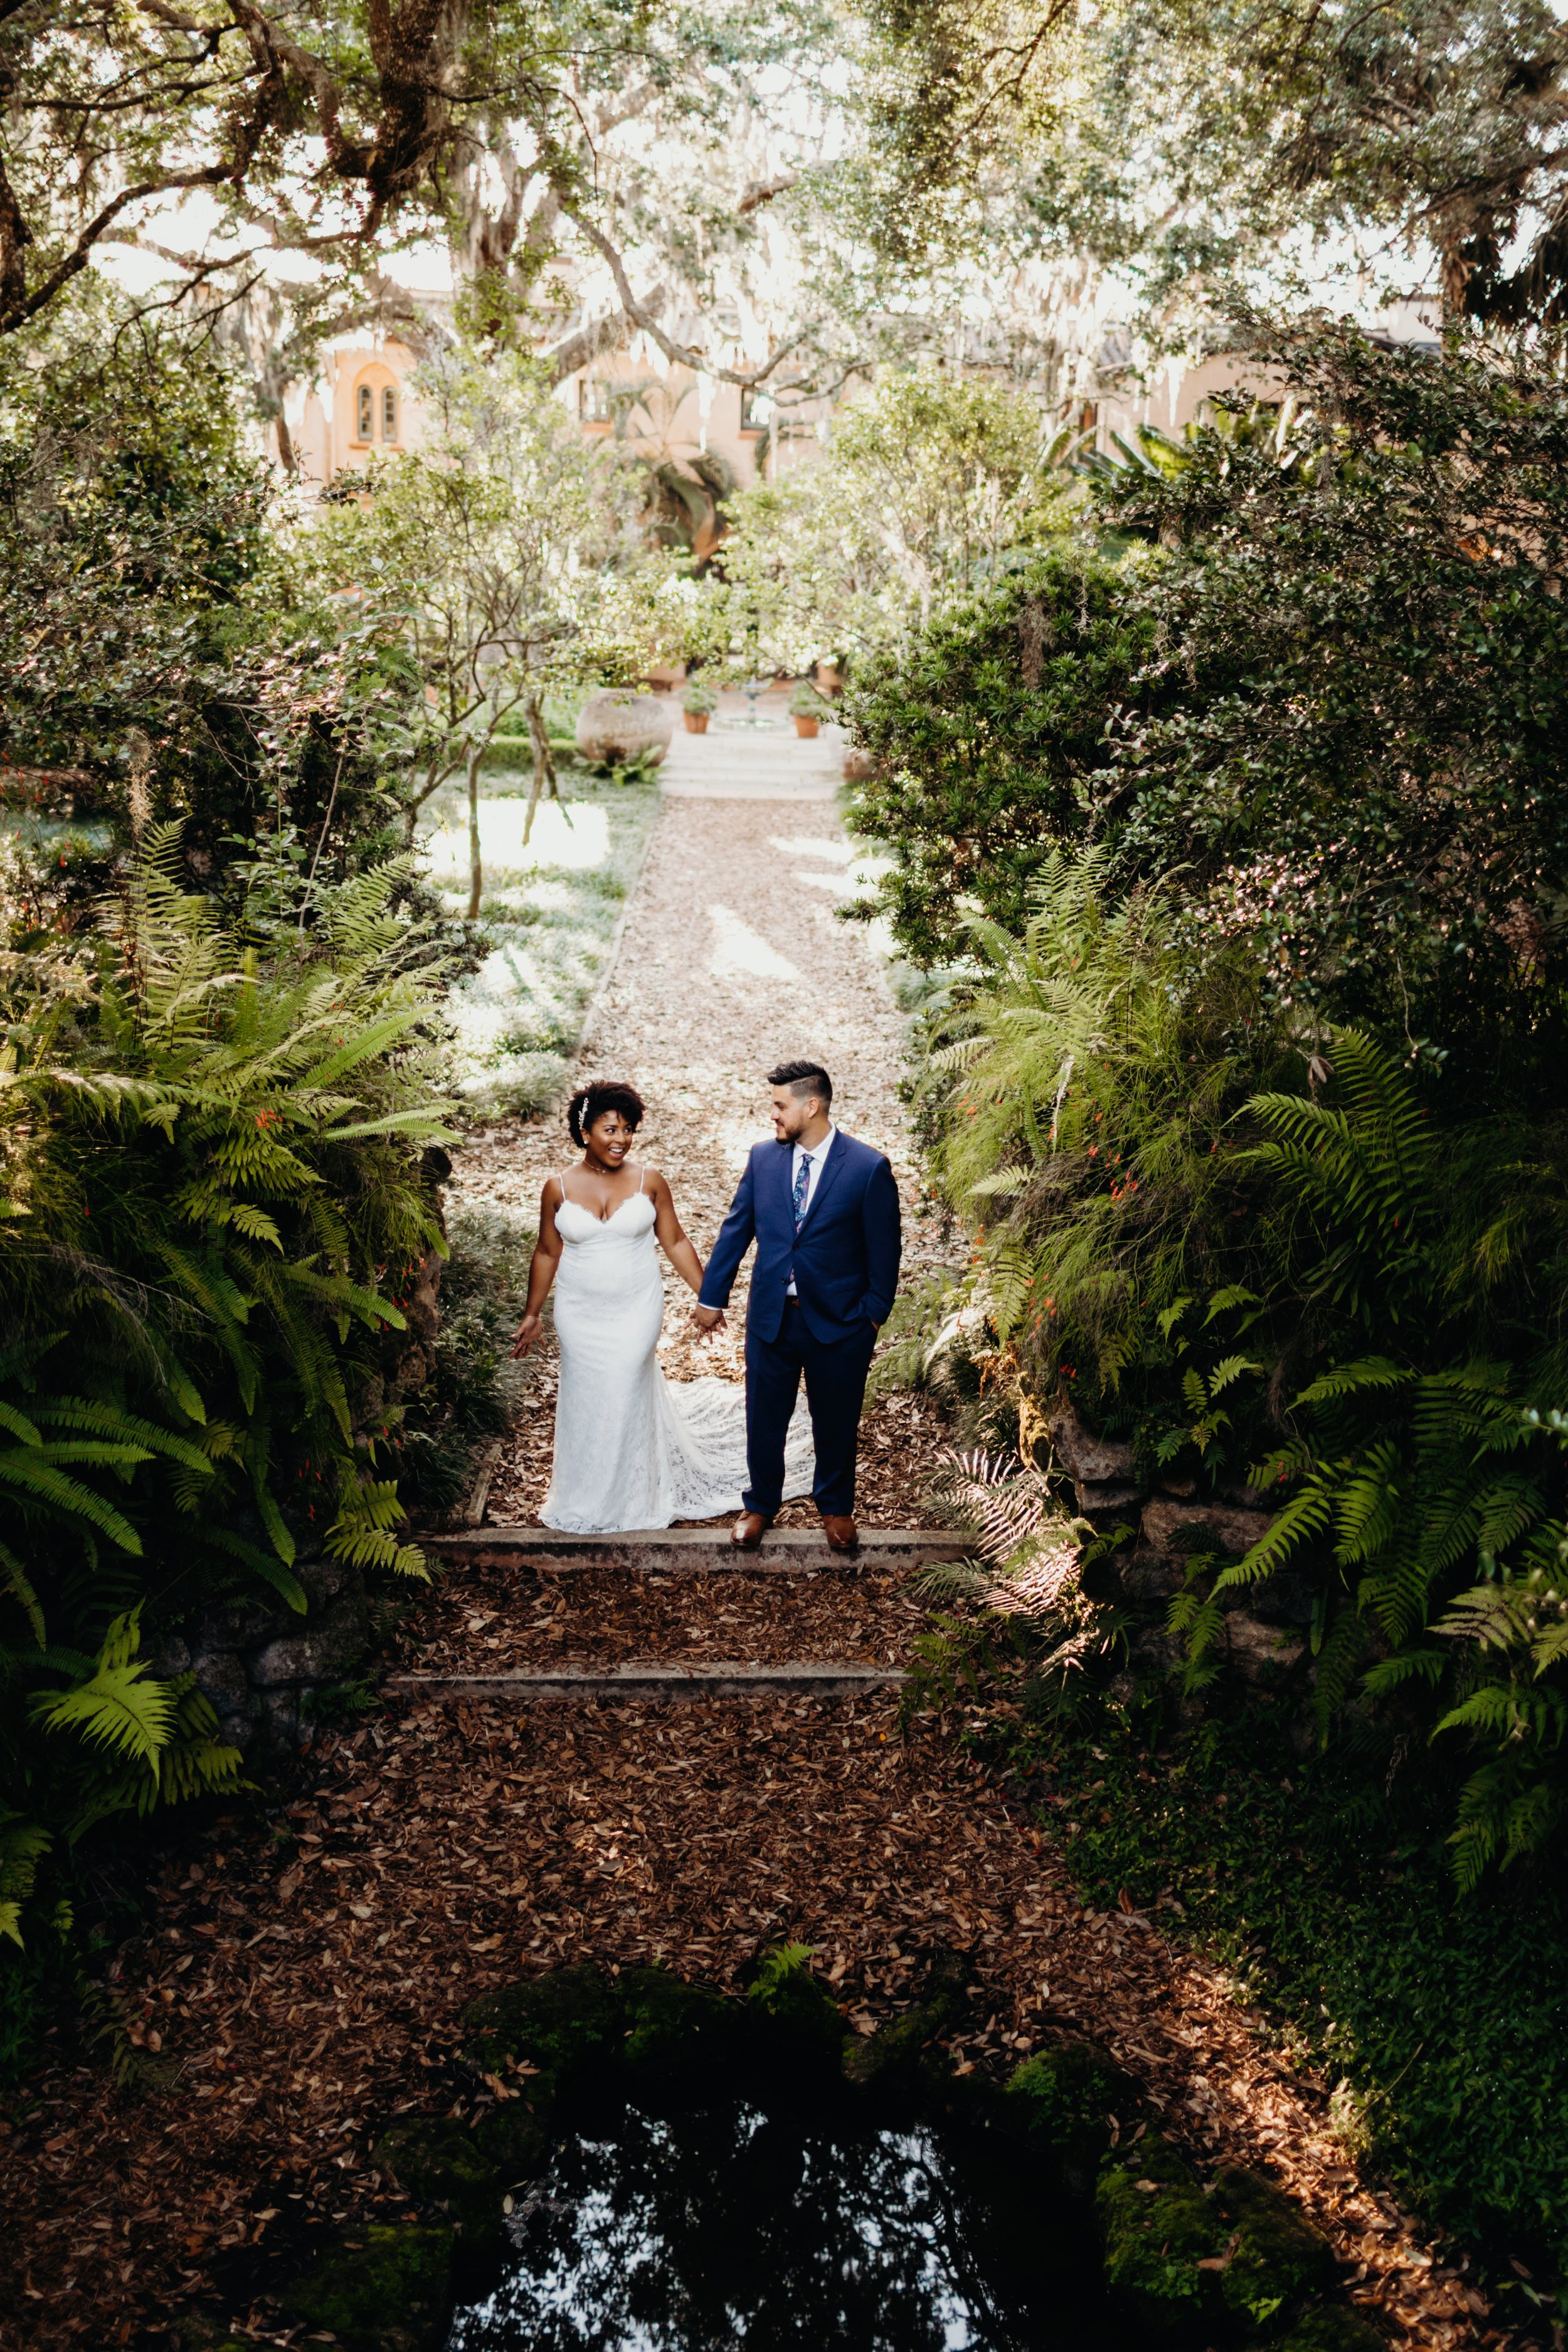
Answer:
[{"left": 351, "top": 363, "right": 403, "bottom": 451}]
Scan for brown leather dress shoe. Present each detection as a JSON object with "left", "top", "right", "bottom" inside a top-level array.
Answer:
[
  {"left": 820, "top": 1514, "right": 859, "bottom": 1553},
  {"left": 730, "top": 1511, "right": 771, "bottom": 1550}
]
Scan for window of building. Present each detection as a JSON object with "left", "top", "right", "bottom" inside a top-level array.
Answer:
[
  {"left": 381, "top": 384, "right": 398, "bottom": 443},
  {"left": 579, "top": 375, "right": 613, "bottom": 425},
  {"left": 356, "top": 384, "right": 374, "bottom": 441},
  {"left": 739, "top": 387, "right": 773, "bottom": 433}
]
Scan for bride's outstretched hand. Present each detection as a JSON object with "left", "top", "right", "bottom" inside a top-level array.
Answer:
[
  {"left": 690, "top": 1303, "right": 726, "bottom": 1337},
  {"left": 511, "top": 1311, "right": 543, "bottom": 1359}
]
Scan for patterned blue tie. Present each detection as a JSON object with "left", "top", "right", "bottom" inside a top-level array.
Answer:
[{"left": 793, "top": 1152, "right": 810, "bottom": 1229}]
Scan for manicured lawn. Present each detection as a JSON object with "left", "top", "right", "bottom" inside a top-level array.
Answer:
[{"left": 421, "top": 761, "right": 660, "bottom": 1116}]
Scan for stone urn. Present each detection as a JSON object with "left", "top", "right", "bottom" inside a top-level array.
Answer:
[
  {"left": 684, "top": 711, "right": 710, "bottom": 734},
  {"left": 575, "top": 688, "right": 675, "bottom": 768},
  {"left": 794, "top": 715, "right": 820, "bottom": 739}
]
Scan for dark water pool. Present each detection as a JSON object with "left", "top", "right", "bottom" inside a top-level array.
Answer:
[{"left": 445, "top": 2082, "right": 1130, "bottom": 2351}]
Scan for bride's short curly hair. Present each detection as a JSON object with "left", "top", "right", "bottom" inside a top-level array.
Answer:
[{"left": 568, "top": 1079, "right": 647, "bottom": 1148}]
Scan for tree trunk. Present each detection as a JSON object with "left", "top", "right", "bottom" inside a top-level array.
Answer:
[
  {"left": 465, "top": 743, "right": 484, "bottom": 920},
  {"left": 522, "top": 692, "right": 560, "bottom": 846}
]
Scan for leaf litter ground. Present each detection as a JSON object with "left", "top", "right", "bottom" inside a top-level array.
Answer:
[{"left": 0, "top": 1676, "right": 1509, "bottom": 2349}]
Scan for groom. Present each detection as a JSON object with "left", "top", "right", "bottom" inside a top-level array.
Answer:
[{"left": 691, "top": 1061, "right": 901, "bottom": 1553}]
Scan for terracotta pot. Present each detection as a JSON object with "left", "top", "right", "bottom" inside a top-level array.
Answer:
[
  {"left": 684, "top": 711, "right": 710, "bottom": 733},
  {"left": 793, "top": 716, "right": 820, "bottom": 738}
]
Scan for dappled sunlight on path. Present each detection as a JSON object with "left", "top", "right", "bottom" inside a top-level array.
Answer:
[{"left": 453, "top": 770, "right": 956, "bottom": 1528}]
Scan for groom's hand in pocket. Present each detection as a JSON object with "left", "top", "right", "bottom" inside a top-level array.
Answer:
[{"left": 690, "top": 1303, "right": 726, "bottom": 1336}]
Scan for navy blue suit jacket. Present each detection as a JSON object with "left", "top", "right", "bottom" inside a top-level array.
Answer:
[{"left": 698, "top": 1129, "right": 903, "bottom": 1345}]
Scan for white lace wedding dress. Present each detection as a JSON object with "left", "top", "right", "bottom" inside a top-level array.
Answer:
[{"left": 542, "top": 1186, "right": 813, "bottom": 1534}]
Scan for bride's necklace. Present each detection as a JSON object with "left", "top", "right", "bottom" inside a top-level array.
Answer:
[{"left": 568, "top": 1160, "right": 642, "bottom": 1222}]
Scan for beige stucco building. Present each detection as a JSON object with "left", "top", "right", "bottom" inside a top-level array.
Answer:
[
  {"left": 287, "top": 342, "right": 425, "bottom": 484},
  {"left": 283, "top": 336, "right": 831, "bottom": 503},
  {"left": 280, "top": 295, "right": 1439, "bottom": 499}
]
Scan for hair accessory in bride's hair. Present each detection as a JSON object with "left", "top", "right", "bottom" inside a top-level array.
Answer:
[{"left": 568, "top": 1079, "right": 647, "bottom": 1147}]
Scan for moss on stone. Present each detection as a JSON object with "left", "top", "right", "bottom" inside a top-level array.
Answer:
[
  {"left": 745, "top": 1954, "right": 849, "bottom": 2062},
  {"left": 371, "top": 2116, "right": 504, "bottom": 2240},
  {"left": 1002, "top": 2042, "right": 1142, "bottom": 2191},
  {"left": 1096, "top": 2131, "right": 1228, "bottom": 2335},
  {"left": 618, "top": 1965, "right": 736, "bottom": 2076},
  {"left": 1215, "top": 2165, "right": 1335, "bottom": 2327},
  {"left": 474, "top": 2094, "right": 555, "bottom": 2181},
  {"left": 1268, "top": 2304, "right": 1387, "bottom": 2352},
  {"left": 842, "top": 1984, "right": 963, "bottom": 2089},
  {"left": 460, "top": 1962, "right": 621, "bottom": 2084},
  {"left": 167, "top": 2319, "right": 251, "bottom": 2351},
  {"left": 283, "top": 2221, "right": 454, "bottom": 2352}
]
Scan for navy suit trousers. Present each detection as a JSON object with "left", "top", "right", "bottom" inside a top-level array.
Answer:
[{"left": 743, "top": 1299, "right": 876, "bottom": 1518}]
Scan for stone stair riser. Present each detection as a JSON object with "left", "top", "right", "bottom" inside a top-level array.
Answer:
[
  {"left": 386, "top": 1665, "right": 906, "bottom": 1700},
  {"left": 425, "top": 1528, "right": 968, "bottom": 1575}
]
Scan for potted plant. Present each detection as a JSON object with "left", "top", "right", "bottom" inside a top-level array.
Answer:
[
  {"left": 790, "top": 681, "right": 832, "bottom": 738},
  {"left": 682, "top": 680, "right": 718, "bottom": 734}
]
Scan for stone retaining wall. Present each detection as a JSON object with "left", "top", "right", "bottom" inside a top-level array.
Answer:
[
  {"left": 1046, "top": 1399, "right": 1307, "bottom": 1679},
  {"left": 150, "top": 1239, "right": 446, "bottom": 1751},
  {"left": 153, "top": 1553, "right": 373, "bottom": 1753}
]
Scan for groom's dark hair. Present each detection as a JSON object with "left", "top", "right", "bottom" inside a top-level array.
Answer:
[{"left": 769, "top": 1059, "right": 832, "bottom": 1105}]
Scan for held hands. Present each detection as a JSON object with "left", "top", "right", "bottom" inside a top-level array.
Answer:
[
  {"left": 510, "top": 1311, "right": 543, "bottom": 1359},
  {"left": 689, "top": 1303, "right": 726, "bottom": 1336}
]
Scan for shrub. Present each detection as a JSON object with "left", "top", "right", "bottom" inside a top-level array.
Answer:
[
  {"left": 843, "top": 554, "right": 1152, "bottom": 961},
  {"left": 0, "top": 834, "right": 453, "bottom": 1940},
  {"left": 850, "top": 326, "right": 1568, "bottom": 1118},
  {"left": 721, "top": 364, "right": 1073, "bottom": 673},
  {"left": 907, "top": 852, "right": 1568, "bottom": 1875},
  {"left": 1095, "top": 324, "right": 1568, "bottom": 1105},
  {"left": 910, "top": 846, "right": 1285, "bottom": 1444},
  {"left": 0, "top": 290, "right": 407, "bottom": 921}
]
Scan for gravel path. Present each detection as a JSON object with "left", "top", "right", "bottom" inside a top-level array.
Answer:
[{"left": 452, "top": 788, "right": 958, "bottom": 1529}]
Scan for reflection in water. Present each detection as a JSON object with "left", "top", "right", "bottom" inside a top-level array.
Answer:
[{"left": 448, "top": 2090, "right": 1094, "bottom": 2351}]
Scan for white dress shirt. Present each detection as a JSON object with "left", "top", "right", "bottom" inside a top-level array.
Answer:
[{"left": 786, "top": 1123, "right": 837, "bottom": 1296}]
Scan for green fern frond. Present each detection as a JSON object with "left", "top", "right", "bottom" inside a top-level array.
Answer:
[
  {"left": 30, "top": 1399, "right": 212, "bottom": 1475},
  {"left": 201, "top": 1528, "right": 308, "bottom": 1613},
  {"left": 1361, "top": 1648, "right": 1448, "bottom": 1695},
  {"left": 1214, "top": 1479, "right": 1337, "bottom": 1591},
  {"left": 1311, "top": 1605, "right": 1369, "bottom": 1739},
  {"left": 0, "top": 1454, "right": 145, "bottom": 1552},
  {"left": 1292, "top": 1359, "right": 1414, "bottom": 1407},
  {"left": 33, "top": 1614, "right": 174, "bottom": 1774}
]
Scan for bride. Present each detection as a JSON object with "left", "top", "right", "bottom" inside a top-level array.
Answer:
[{"left": 509, "top": 1078, "right": 812, "bottom": 1533}]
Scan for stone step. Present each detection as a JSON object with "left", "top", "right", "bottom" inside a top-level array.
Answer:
[
  {"left": 386, "top": 1662, "right": 906, "bottom": 1702},
  {"left": 424, "top": 1526, "right": 968, "bottom": 1574},
  {"left": 657, "top": 718, "right": 845, "bottom": 802}
]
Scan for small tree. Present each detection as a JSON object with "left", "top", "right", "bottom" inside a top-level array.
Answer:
[
  {"left": 0, "top": 288, "right": 398, "bottom": 916},
  {"left": 311, "top": 347, "right": 617, "bottom": 917},
  {"left": 721, "top": 365, "right": 1071, "bottom": 672}
]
